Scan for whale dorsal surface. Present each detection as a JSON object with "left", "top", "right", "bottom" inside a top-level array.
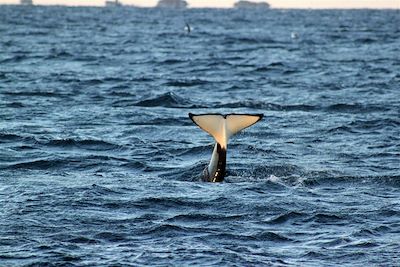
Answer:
[{"left": 189, "top": 113, "right": 263, "bottom": 182}]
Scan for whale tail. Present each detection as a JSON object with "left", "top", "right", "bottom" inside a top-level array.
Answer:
[{"left": 189, "top": 113, "right": 263, "bottom": 148}]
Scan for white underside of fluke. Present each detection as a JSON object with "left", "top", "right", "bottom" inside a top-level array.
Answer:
[
  {"left": 189, "top": 113, "right": 263, "bottom": 182},
  {"left": 189, "top": 113, "right": 263, "bottom": 148}
]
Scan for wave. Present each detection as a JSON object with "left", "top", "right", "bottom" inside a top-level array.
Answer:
[
  {"left": 0, "top": 55, "right": 30, "bottom": 64},
  {"left": 166, "top": 213, "right": 244, "bottom": 223},
  {"left": 0, "top": 132, "right": 37, "bottom": 143},
  {"left": 214, "top": 101, "right": 390, "bottom": 113},
  {"left": 205, "top": 231, "right": 292, "bottom": 242},
  {"left": 267, "top": 211, "right": 305, "bottom": 224},
  {"left": 1, "top": 155, "right": 140, "bottom": 171},
  {"left": 45, "top": 49, "right": 73, "bottom": 59},
  {"left": 159, "top": 59, "right": 186, "bottom": 65},
  {"left": 215, "top": 101, "right": 316, "bottom": 111},
  {"left": 223, "top": 35, "right": 276, "bottom": 45},
  {"left": 44, "top": 138, "right": 122, "bottom": 151},
  {"left": 2, "top": 91, "right": 69, "bottom": 98},
  {"left": 326, "top": 103, "right": 390, "bottom": 113},
  {"left": 93, "top": 232, "right": 128, "bottom": 242},
  {"left": 134, "top": 92, "right": 203, "bottom": 108},
  {"left": 163, "top": 79, "right": 210, "bottom": 87},
  {"left": 141, "top": 224, "right": 195, "bottom": 237},
  {"left": 160, "top": 161, "right": 206, "bottom": 182}
]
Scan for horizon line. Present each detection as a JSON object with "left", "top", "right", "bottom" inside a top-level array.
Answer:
[{"left": 1, "top": 3, "right": 399, "bottom": 9}]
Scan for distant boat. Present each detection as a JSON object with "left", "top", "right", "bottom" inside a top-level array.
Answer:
[
  {"left": 20, "top": 0, "right": 33, "bottom": 5},
  {"left": 234, "top": 1, "right": 270, "bottom": 9},
  {"left": 156, "top": 0, "right": 188, "bottom": 9},
  {"left": 105, "top": 0, "right": 122, "bottom": 7}
]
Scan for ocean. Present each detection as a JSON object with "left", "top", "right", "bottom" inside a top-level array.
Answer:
[{"left": 0, "top": 5, "right": 399, "bottom": 266}]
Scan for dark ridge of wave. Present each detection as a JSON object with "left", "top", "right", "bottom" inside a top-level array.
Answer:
[
  {"left": 2, "top": 91, "right": 69, "bottom": 98},
  {"left": 352, "top": 225, "right": 391, "bottom": 238},
  {"left": 2, "top": 155, "right": 133, "bottom": 171},
  {"left": 134, "top": 92, "right": 203, "bottom": 108},
  {"left": 15, "top": 30, "right": 50, "bottom": 36},
  {"left": 141, "top": 224, "right": 192, "bottom": 237},
  {"left": 206, "top": 60, "right": 236, "bottom": 67},
  {"left": 79, "top": 78, "right": 104, "bottom": 86},
  {"left": 253, "top": 62, "right": 297, "bottom": 73},
  {"left": 267, "top": 211, "right": 306, "bottom": 224},
  {"left": 377, "top": 208, "right": 400, "bottom": 218},
  {"left": 74, "top": 55, "right": 106, "bottom": 62},
  {"left": 223, "top": 36, "right": 276, "bottom": 45},
  {"left": 326, "top": 103, "right": 390, "bottom": 113},
  {"left": 120, "top": 161, "right": 147, "bottom": 170},
  {"left": 2, "top": 159, "right": 69, "bottom": 170},
  {"left": 326, "top": 125, "right": 357, "bottom": 134},
  {"left": 172, "top": 145, "right": 210, "bottom": 157},
  {"left": 133, "top": 196, "right": 209, "bottom": 209},
  {"left": 159, "top": 58, "right": 186, "bottom": 65},
  {"left": 309, "top": 213, "right": 345, "bottom": 224},
  {"left": 166, "top": 213, "right": 244, "bottom": 223},
  {"left": 129, "top": 117, "right": 191, "bottom": 126},
  {"left": 343, "top": 241, "right": 379, "bottom": 249},
  {"left": 214, "top": 101, "right": 316, "bottom": 111},
  {"left": 9, "top": 145, "right": 36, "bottom": 151},
  {"left": 303, "top": 175, "right": 400, "bottom": 187},
  {"left": 206, "top": 231, "right": 291, "bottom": 242},
  {"left": 45, "top": 49, "right": 73, "bottom": 59},
  {"left": 0, "top": 132, "right": 23, "bottom": 141},
  {"left": 111, "top": 99, "right": 137, "bottom": 107},
  {"left": 43, "top": 138, "right": 122, "bottom": 151},
  {"left": 108, "top": 89, "right": 133, "bottom": 97},
  {"left": 355, "top": 37, "right": 378, "bottom": 44},
  {"left": 102, "top": 77, "right": 127, "bottom": 83},
  {"left": 68, "top": 236, "right": 99, "bottom": 244},
  {"left": 319, "top": 237, "right": 353, "bottom": 248},
  {"left": 215, "top": 101, "right": 389, "bottom": 113},
  {"left": 231, "top": 16, "right": 252, "bottom": 23},
  {"left": 160, "top": 161, "right": 206, "bottom": 182},
  {"left": 327, "top": 119, "right": 399, "bottom": 134},
  {"left": 0, "top": 132, "right": 37, "bottom": 143},
  {"left": 78, "top": 184, "right": 128, "bottom": 198},
  {"left": 0, "top": 55, "right": 29, "bottom": 63},
  {"left": 4, "top": 102, "right": 25, "bottom": 108},
  {"left": 130, "top": 213, "right": 164, "bottom": 223},
  {"left": 302, "top": 251, "right": 328, "bottom": 258},
  {"left": 51, "top": 77, "right": 103, "bottom": 86},
  {"left": 348, "top": 118, "right": 400, "bottom": 130},
  {"left": 163, "top": 79, "right": 209, "bottom": 87},
  {"left": 256, "top": 231, "right": 293, "bottom": 242},
  {"left": 255, "top": 61, "right": 284, "bottom": 68},
  {"left": 93, "top": 232, "right": 128, "bottom": 243},
  {"left": 130, "top": 76, "right": 155, "bottom": 82}
]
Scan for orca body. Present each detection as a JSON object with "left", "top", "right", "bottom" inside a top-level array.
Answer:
[{"left": 189, "top": 113, "right": 263, "bottom": 182}]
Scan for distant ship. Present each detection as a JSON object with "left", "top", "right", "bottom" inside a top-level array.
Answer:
[
  {"left": 105, "top": 0, "right": 122, "bottom": 7},
  {"left": 234, "top": 1, "right": 270, "bottom": 9},
  {"left": 20, "top": 0, "right": 33, "bottom": 5},
  {"left": 156, "top": 0, "right": 188, "bottom": 9}
]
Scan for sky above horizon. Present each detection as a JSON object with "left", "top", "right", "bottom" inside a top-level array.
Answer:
[{"left": 0, "top": 0, "right": 399, "bottom": 9}]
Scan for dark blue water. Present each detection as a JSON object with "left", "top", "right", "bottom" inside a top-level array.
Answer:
[{"left": 1, "top": 5, "right": 400, "bottom": 266}]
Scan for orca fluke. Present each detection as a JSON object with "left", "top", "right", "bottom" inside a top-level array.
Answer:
[{"left": 189, "top": 113, "right": 263, "bottom": 182}]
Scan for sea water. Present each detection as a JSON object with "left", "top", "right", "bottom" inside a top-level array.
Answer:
[{"left": 0, "top": 6, "right": 399, "bottom": 266}]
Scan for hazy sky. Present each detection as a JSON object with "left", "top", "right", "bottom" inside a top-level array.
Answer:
[{"left": 1, "top": 0, "right": 399, "bottom": 9}]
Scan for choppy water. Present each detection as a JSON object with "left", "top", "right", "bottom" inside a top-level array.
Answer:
[{"left": 1, "top": 5, "right": 400, "bottom": 266}]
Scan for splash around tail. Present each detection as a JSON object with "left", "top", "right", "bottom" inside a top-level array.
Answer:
[{"left": 189, "top": 113, "right": 263, "bottom": 182}]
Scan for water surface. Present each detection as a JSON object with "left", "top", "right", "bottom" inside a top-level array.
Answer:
[{"left": 0, "top": 6, "right": 399, "bottom": 266}]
